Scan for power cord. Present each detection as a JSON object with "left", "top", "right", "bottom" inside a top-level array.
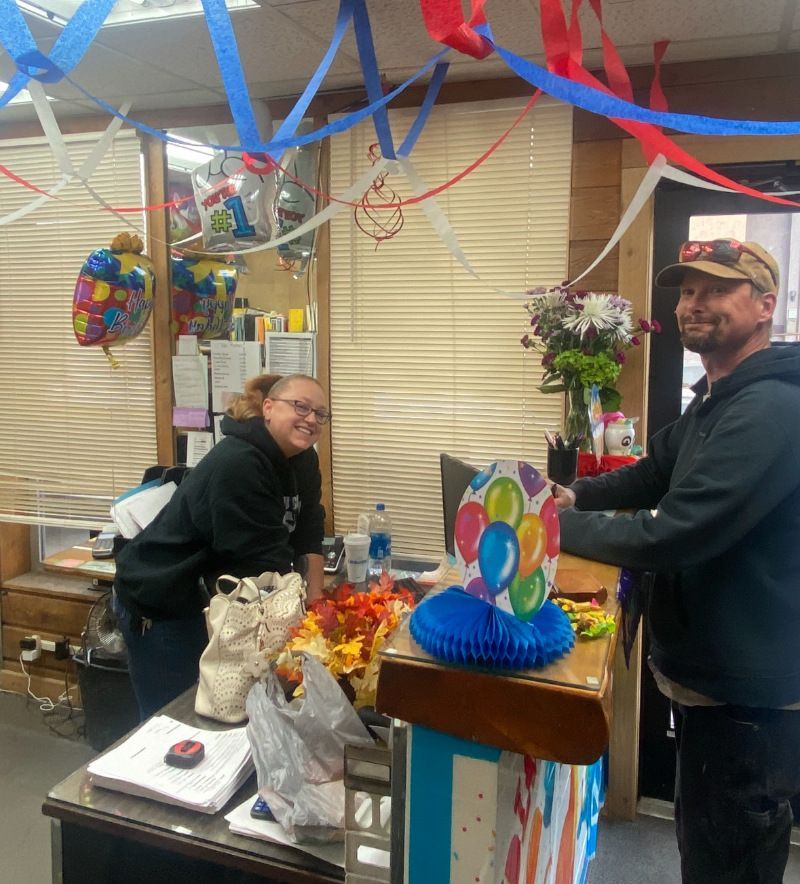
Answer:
[
  {"left": 18, "top": 653, "right": 86, "bottom": 740},
  {"left": 19, "top": 652, "right": 58, "bottom": 711}
]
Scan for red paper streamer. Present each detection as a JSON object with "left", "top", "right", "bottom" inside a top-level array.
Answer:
[
  {"left": 418, "top": 0, "right": 493, "bottom": 59},
  {"left": 537, "top": 0, "right": 800, "bottom": 208},
  {"left": 0, "top": 162, "right": 54, "bottom": 197},
  {"left": 649, "top": 41, "right": 670, "bottom": 114}
]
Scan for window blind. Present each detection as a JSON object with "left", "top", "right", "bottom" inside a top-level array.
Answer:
[
  {"left": 0, "top": 130, "right": 158, "bottom": 528},
  {"left": 329, "top": 98, "right": 573, "bottom": 559}
]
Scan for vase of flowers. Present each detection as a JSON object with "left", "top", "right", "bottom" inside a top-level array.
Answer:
[{"left": 521, "top": 287, "right": 659, "bottom": 448}]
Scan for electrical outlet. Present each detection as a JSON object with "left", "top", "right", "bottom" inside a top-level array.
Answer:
[
  {"left": 20, "top": 634, "right": 41, "bottom": 662},
  {"left": 54, "top": 638, "right": 72, "bottom": 660}
]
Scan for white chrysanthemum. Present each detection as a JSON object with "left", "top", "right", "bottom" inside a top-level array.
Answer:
[
  {"left": 563, "top": 293, "right": 630, "bottom": 337},
  {"left": 526, "top": 289, "right": 568, "bottom": 315}
]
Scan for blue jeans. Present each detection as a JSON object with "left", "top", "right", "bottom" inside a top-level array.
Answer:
[
  {"left": 673, "top": 702, "right": 800, "bottom": 884},
  {"left": 112, "top": 592, "right": 209, "bottom": 721}
]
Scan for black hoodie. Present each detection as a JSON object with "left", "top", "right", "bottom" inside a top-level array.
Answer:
[
  {"left": 560, "top": 345, "right": 800, "bottom": 707},
  {"left": 114, "top": 416, "right": 324, "bottom": 621}
]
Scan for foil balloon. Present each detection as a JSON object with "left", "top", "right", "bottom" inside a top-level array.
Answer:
[
  {"left": 274, "top": 143, "right": 320, "bottom": 273},
  {"left": 170, "top": 254, "right": 238, "bottom": 338},
  {"left": 192, "top": 150, "right": 278, "bottom": 252},
  {"left": 455, "top": 460, "right": 559, "bottom": 620},
  {"left": 72, "top": 232, "right": 156, "bottom": 367}
]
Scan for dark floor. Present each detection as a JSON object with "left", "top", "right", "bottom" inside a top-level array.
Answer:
[
  {"left": 2, "top": 689, "right": 800, "bottom": 883},
  {"left": 0, "top": 691, "right": 96, "bottom": 884}
]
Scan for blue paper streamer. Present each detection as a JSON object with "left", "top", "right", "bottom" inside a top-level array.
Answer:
[
  {"left": 398, "top": 61, "right": 448, "bottom": 156},
  {"left": 476, "top": 23, "right": 800, "bottom": 138},
  {"left": 64, "top": 45, "right": 448, "bottom": 155},
  {"left": 273, "top": 0, "right": 354, "bottom": 143},
  {"left": 0, "top": 0, "right": 38, "bottom": 62},
  {"left": 0, "top": 0, "right": 115, "bottom": 108},
  {"left": 352, "top": 0, "right": 395, "bottom": 159},
  {"left": 409, "top": 587, "right": 574, "bottom": 670},
  {"left": 200, "top": 0, "right": 261, "bottom": 148}
]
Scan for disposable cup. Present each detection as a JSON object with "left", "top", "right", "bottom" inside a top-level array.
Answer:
[{"left": 344, "top": 533, "right": 370, "bottom": 583}]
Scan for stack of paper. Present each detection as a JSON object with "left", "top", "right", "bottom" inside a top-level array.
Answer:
[
  {"left": 111, "top": 481, "right": 177, "bottom": 538},
  {"left": 225, "top": 794, "right": 392, "bottom": 872},
  {"left": 87, "top": 715, "right": 253, "bottom": 814},
  {"left": 226, "top": 794, "right": 345, "bottom": 867}
]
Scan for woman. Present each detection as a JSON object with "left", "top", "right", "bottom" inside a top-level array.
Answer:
[{"left": 113, "top": 373, "right": 328, "bottom": 719}]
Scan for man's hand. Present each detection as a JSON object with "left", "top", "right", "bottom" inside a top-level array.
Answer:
[{"left": 551, "top": 484, "right": 576, "bottom": 510}]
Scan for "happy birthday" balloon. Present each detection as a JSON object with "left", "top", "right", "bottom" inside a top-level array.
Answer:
[{"left": 72, "top": 233, "right": 156, "bottom": 366}]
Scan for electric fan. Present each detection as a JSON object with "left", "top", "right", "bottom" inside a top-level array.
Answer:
[{"left": 82, "top": 591, "right": 127, "bottom": 663}]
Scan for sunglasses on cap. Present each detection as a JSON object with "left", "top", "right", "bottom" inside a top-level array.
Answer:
[{"left": 679, "top": 239, "right": 778, "bottom": 287}]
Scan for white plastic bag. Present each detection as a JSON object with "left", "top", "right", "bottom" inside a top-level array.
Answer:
[{"left": 245, "top": 654, "right": 374, "bottom": 842}]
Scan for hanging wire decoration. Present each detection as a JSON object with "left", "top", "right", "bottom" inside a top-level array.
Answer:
[{"left": 353, "top": 143, "right": 404, "bottom": 248}]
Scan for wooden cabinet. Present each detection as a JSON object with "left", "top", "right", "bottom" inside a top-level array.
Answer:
[{"left": 0, "top": 524, "right": 99, "bottom": 700}]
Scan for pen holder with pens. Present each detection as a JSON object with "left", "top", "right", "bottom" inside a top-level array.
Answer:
[{"left": 546, "top": 445, "right": 579, "bottom": 486}]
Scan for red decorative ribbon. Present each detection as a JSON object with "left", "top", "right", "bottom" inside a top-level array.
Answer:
[
  {"left": 539, "top": 0, "right": 800, "bottom": 208},
  {"left": 0, "top": 162, "right": 54, "bottom": 197},
  {"left": 418, "top": 0, "right": 493, "bottom": 59},
  {"left": 649, "top": 40, "right": 670, "bottom": 113}
]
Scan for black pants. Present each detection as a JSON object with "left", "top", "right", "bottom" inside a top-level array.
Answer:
[{"left": 673, "top": 702, "right": 800, "bottom": 884}]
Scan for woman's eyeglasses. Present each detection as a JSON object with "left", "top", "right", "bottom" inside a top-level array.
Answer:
[
  {"left": 270, "top": 398, "right": 331, "bottom": 424},
  {"left": 679, "top": 239, "right": 777, "bottom": 286}
]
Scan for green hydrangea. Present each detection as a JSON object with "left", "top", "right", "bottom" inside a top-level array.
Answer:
[{"left": 552, "top": 350, "right": 621, "bottom": 389}]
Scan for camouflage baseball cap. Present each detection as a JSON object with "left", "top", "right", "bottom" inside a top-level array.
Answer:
[{"left": 655, "top": 239, "right": 779, "bottom": 293}]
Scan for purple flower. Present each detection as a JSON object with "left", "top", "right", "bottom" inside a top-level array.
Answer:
[
  {"left": 585, "top": 327, "right": 598, "bottom": 339},
  {"left": 534, "top": 326, "right": 541, "bottom": 336},
  {"left": 652, "top": 319, "right": 662, "bottom": 333},
  {"left": 639, "top": 318, "right": 651, "bottom": 332},
  {"left": 542, "top": 352, "right": 556, "bottom": 366},
  {"left": 521, "top": 334, "right": 530, "bottom": 347},
  {"left": 615, "top": 351, "right": 626, "bottom": 364},
  {"left": 630, "top": 336, "right": 641, "bottom": 346}
]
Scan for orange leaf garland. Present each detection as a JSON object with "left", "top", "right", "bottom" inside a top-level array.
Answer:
[{"left": 277, "top": 576, "right": 417, "bottom": 707}]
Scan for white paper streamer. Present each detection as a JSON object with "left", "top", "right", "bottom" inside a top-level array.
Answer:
[
  {"left": 567, "top": 154, "right": 667, "bottom": 287},
  {"left": 661, "top": 164, "right": 800, "bottom": 197},
  {"left": 397, "top": 155, "right": 528, "bottom": 299},
  {"left": 20, "top": 83, "right": 135, "bottom": 232}
]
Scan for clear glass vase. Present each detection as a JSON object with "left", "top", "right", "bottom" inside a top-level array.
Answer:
[{"left": 564, "top": 383, "right": 591, "bottom": 450}]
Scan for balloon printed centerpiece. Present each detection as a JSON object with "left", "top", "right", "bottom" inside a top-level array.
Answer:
[
  {"left": 410, "top": 459, "right": 574, "bottom": 670},
  {"left": 457, "top": 460, "right": 559, "bottom": 622}
]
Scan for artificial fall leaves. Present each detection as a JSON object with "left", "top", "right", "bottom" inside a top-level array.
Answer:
[{"left": 274, "top": 572, "right": 416, "bottom": 708}]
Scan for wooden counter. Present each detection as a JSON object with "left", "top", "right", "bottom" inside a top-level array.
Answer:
[
  {"left": 375, "top": 553, "right": 620, "bottom": 766},
  {"left": 42, "top": 540, "right": 116, "bottom": 582}
]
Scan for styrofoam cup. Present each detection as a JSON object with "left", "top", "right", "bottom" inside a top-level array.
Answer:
[{"left": 344, "top": 533, "right": 370, "bottom": 583}]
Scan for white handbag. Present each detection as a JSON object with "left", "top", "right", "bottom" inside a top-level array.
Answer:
[{"left": 195, "top": 571, "right": 306, "bottom": 724}]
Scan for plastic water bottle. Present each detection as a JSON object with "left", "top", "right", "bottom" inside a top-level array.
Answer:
[{"left": 368, "top": 503, "right": 392, "bottom": 578}]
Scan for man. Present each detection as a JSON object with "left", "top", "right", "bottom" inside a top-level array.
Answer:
[{"left": 553, "top": 239, "right": 800, "bottom": 883}]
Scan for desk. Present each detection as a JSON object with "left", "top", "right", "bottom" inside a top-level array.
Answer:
[
  {"left": 43, "top": 690, "right": 343, "bottom": 884},
  {"left": 377, "top": 552, "right": 620, "bottom": 765},
  {"left": 42, "top": 541, "right": 116, "bottom": 584},
  {"left": 376, "top": 552, "right": 620, "bottom": 883}
]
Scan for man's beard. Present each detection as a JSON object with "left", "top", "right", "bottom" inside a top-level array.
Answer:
[{"left": 679, "top": 323, "right": 719, "bottom": 354}]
